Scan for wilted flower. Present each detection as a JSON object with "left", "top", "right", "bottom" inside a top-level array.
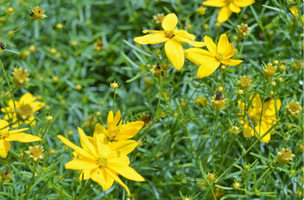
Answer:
[
  {"left": 286, "top": 100, "right": 302, "bottom": 117},
  {"left": 12, "top": 68, "right": 30, "bottom": 87},
  {"left": 29, "top": 6, "right": 46, "bottom": 21},
  {"left": 239, "top": 76, "right": 251, "bottom": 89},
  {"left": 237, "top": 23, "right": 250, "bottom": 38},
  {"left": 26, "top": 145, "right": 44, "bottom": 162},
  {"left": 211, "top": 91, "right": 226, "bottom": 111}
]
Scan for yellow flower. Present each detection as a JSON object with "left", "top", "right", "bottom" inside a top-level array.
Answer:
[
  {"left": 185, "top": 34, "right": 242, "bottom": 78},
  {"left": 0, "top": 119, "right": 41, "bottom": 158},
  {"left": 57, "top": 127, "right": 144, "bottom": 195},
  {"left": 134, "top": 13, "right": 205, "bottom": 70},
  {"left": 238, "top": 93, "right": 281, "bottom": 143},
  {"left": 29, "top": 6, "right": 46, "bottom": 21},
  {"left": 1, "top": 93, "right": 42, "bottom": 127},
  {"left": 96, "top": 110, "right": 144, "bottom": 142},
  {"left": 290, "top": 6, "right": 304, "bottom": 28},
  {"left": 203, "top": 0, "right": 255, "bottom": 23}
]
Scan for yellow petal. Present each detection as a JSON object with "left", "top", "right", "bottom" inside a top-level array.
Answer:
[
  {"left": 185, "top": 48, "right": 214, "bottom": 64},
  {"left": 217, "top": 34, "right": 229, "bottom": 55},
  {"left": 162, "top": 13, "right": 178, "bottom": 31},
  {"left": 133, "top": 33, "right": 167, "bottom": 45},
  {"left": 20, "top": 93, "right": 36, "bottom": 104},
  {"left": 5, "top": 133, "right": 26, "bottom": 141},
  {"left": 229, "top": 2, "right": 241, "bottom": 13},
  {"left": 217, "top": 6, "right": 232, "bottom": 23},
  {"left": 203, "top": 0, "right": 227, "bottom": 7},
  {"left": 223, "top": 43, "right": 236, "bottom": 59},
  {"left": 79, "top": 169, "right": 91, "bottom": 180},
  {"left": 57, "top": 135, "right": 95, "bottom": 159},
  {"left": 142, "top": 30, "right": 164, "bottom": 34},
  {"left": 8, "top": 100, "right": 19, "bottom": 109},
  {"left": 65, "top": 158, "right": 97, "bottom": 170},
  {"left": 164, "top": 39, "right": 184, "bottom": 70},
  {"left": 107, "top": 111, "right": 115, "bottom": 132},
  {"left": 107, "top": 151, "right": 130, "bottom": 166},
  {"left": 255, "top": 124, "right": 270, "bottom": 143},
  {"left": 78, "top": 127, "right": 98, "bottom": 157},
  {"left": 109, "top": 140, "right": 139, "bottom": 155},
  {"left": 105, "top": 168, "right": 130, "bottom": 195},
  {"left": 114, "top": 110, "right": 121, "bottom": 126},
  {"left": 97, "top": 140, "right": 112, "bottom": 157},
  {"left": 120, "top": 121, "right": 144, "bottom": 132},
  {"left": 8, "top": 128, "right": 29, "bottom": 134},
  {"left": 0, "top": 119, "right": 10, "bottom": 132},
  {"left": 0, "top": 139, "right": 11, "bottom": 158},
  {"left": 174, "top": 30, "right": 196, "bottom": 40},
  {"left": 204, "top": 35, "right": 217, "bottom": 55},
  {"left": 248, "top": 93, "right": 262, "bottom": 113},
  {"left": 263, "top": 99, "right": 281, "bottom": 117},
  {"left": 234, "top": 0, "right": 255, "bottom": 7},
  {"left": 222, "top": 58, "right": 243, "bottom": 66},
  {"left": 197, "top": 59, "right": 221, "bottom": 78},
  {"left": 174, "top": 35, "right": 205, "bottom": 47},
  {"left": 116, "top": 128, "right": 141, "bottom": 140},
  {"left": 16, "top": 134, "right": 41, "bottom": 143},
  {"left": 243, "top": 124, "right": 254, "bottom": 138},
  {"left": 91, "top": 168, "right": 114, "bottom": 191},
  {"left": 110, "top": 164, "right": 145, "bottom": 182}
]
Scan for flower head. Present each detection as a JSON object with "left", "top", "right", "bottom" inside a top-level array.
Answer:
[
  {"left": 237, "top": 23, "right": 250, "bottom": 38},
  {"left": 203, "top": 0, "right": 255, "bottom": 23},
  {"left": 263, "top": 63, "right": 276, "bottom": 78},
  {"left": 185, "top": 34, "right": 242, "bottom": 78},
  {"left": 211, "top": 91, "right": 226, "bottom": 111},
  {"left": 29, "top": 6, "right": 46, "bottom": 21},
  {"left": 1, "top": 93, "right": 42, "bottom": 127},
  {"left": 238, "top": 93, "right": 281, "bottom": 143},
  {"left": 134, "top": 13, "right": 205, "bottom": 70},
  {"left": 12, "top": 68, "right": 30, "bottom": 87},
  {"left": 286, "top": 100, "right": 302, "bottom": 117},
  {"left": 57, "top": 127, "right": 144, "bottom": 195},
  {"left": 0, "top": 119, "right": 41, "bottom": 158},
  {"left": 239, "top": 76, "right": 251, "bottom": 89},
  {"left": 277, "top": 148, "right": 294, "bottom": 164},
  {"left": 95, "top": 110, "right": 144, "bottom": 142},
  {"left": 26, "top": 145, "right": 44, "bottom": 162}
]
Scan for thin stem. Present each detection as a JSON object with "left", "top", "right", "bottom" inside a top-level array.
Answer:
[
  {"left": 0, "top": 19, "right": 34, "bottom": 41},
  {"left": 212, "top": 111, "right": 219, "bottom": 172},
  {"left": 112, "top": 88, "right": 117, "bottom": 112},
  {"left": 218, "top": 134, "right": 234, "bottom": 173},
  {"left": 77, "top": 179, "right": 92, "bottom": 200},
  {"left": 185, "top": 79, "right": 203, "bottom": 106}
]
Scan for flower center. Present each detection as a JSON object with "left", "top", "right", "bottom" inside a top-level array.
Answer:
[
  {"left": 16, "top": 104, "right": 33, "bottom": 121},
  {"left": 96, "top": 156, "right": 108, "bottom": 167},
  {"left": 165, "top": 31, "right": 175, "bottom": 38},
  {"left": 215, "top": 53, "right": 224, "bottom": 61}
]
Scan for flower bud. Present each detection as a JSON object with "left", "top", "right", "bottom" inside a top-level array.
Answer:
[
  {"left": 263, "top": 63, "right": 277, "bottom": 78},
  {"left": 231, "top": 126, "right": 239, "bottom": 134},
  {"left": 110, "top": 81, "right": 119, "bottom": 89},
  {"left": 211, "top": 91, "right": 226, "bottom": 111},
  {"left": 206, "top": 173, "right": 214, "bottom": 181},
  {"left": 195, "top": 97, "right": 208, "bottom": 107},
  {"left": 153, "top": 13, "right": 165, "bottom": 25},
  {"left": 286, "top": 100, "right": 302, "bottom": 117},
  {"left": 239, "top": 76, "right": 251, "bottom": 89},
  {"left": 26, "top": 145, "right": 44, "bottom": 162},
  {"left": 46, "top": 115, "right": 53, "bottom": 122},
  {"left": 237, "top": 23, "right": 250, "bottom": 38},
  {"left": 12, "top": 68, "right": 30, "bottom": 87},
  {"left": 233, "top": 182, "right": 240, "bottom": 189},
  {"left": 277, "top": 148, "right": 294, "bottom": 164},
  {"left": 29, "top": 6, "right": 46, "bottom": 21},
  {"left": 196, "top": 6, "right": 207, "bottom": 15}
]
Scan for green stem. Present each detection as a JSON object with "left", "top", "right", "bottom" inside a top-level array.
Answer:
[
  {"left": 212, "top": 111, "right": 219, "bottom": 172},
  {"left": 77, "top": 179, "right": 92, "bottom": 200},
  {"left": 185, "top": 79, "right": 203, "bottom": 106},
  {"left": 218, "top": 134, "right": 234, "bottom": 173},
  {"left": 0, "top": 19, "right": 34, "bottom": 41},
  {"left": 112, "top": 88, "right": 117, "bottom": 112}
]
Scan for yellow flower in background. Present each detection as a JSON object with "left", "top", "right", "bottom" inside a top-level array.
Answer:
[
  {"left": 290, "top": 6, "right": 304, "bottom": 28},
  {"left": 1, "top": 93, "right": 42, "bottom": 127},
  {"left": 57, "top": 127, "right": 145, "bottom": 195},
  {"left": 238, "top": 93, "right": 281, "bottom": 143},
  {"left": 185, "top": 33, "right": 242, "bottom": 78},
  {"left": 0, "top": 119, "right": 41, "bottom": 158},
  {"left": 134, "top": 13, "right": 205, "bottom": 70},
  {"left": 97, "top": 110, "right": 144, "bottom": 142},
  {"left": 203, "top": 0, "right": 255, "bottom": 23}
]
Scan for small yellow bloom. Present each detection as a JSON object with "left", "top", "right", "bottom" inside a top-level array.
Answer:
[
  {"left": 197, "top": 6, "right": 207, "bottom": 15},
  {"left": 57, "top": 127, "right": 145, "bottom": 195},
  {"left": 0, "top": 119, "right": 41, "bottom": 158},
  {"left": 29, "top": 6, "right": 46, "bottom": 21},
  {"left": 185, "top": 34, "right": 242, "bottom": 78},
  {"left": 238, "top": 93, "right": 281, "bottom": 143},
  {"left": 286, "top": 100, "right": 302, "bottom": 117},
  {"left": 95, "top": 110, "right": 144, "bottom": 142},
  {"left": 26, "top": 145, "right": 44, "bottom": 162},
  {"left": 203, "top": 0, "right": 255, "bottom": 23},
  {"left": 1, "top": 93, "right": 43, "bottom": 127},
  {"left": 134, "top": 13, "right": 205, "bottom": 70},
  {"left": 277, "top": 148, "right": 294, "bottom": 164},
  {"left": 12, "top": 68, "right": 30, "bottom": 87}
]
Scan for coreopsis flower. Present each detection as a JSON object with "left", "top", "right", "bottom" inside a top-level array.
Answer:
[
  {"left": 1, "top": 93, "right": 42, "bottom": 127},
  {"left": 203, "top": 0, "right": 255, "bottom": 23},
  {"left": 57, "top": 127, "right": 145, "bottom": 195},
  {"left": 238, "top": 93, "right": 281, "bottom": 143},
  {"left": 185, "top": 34, "right": 242, "bottom": 78},
  {"left": 134, "top": 13, "right": 205, "bottom": 70},
  {"left": 96, "top": 110, "right": 144, "bottom": 142},
  {"left": 29, "top": 6, "right": 46, "bottom": 21},
  {"left": 290, "top": 6, "right": 304, "bottom": 28},
  {"left": 0, "top": 119, "right": 41, "bottom": 158}
]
